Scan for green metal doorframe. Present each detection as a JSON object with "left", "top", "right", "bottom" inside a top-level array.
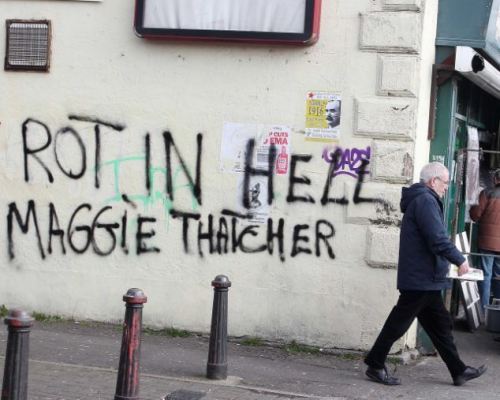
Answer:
[
  {"left": 421, "top": 75, "right": 461, "bottom": 353},
  {"left": 430, "top": 75, "right": 461, "bottom": 232},
  {"left": 443, "top": 79, "right": 460, "bottom": 227}
]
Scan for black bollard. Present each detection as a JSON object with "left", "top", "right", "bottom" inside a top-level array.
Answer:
[
  {"left": 1, "top": 309, "right": 34, "bottom": 400},
  {"left": 114, "top": 288, "right": 147, "bottom": 400},
  {"left": 206, "top": 275, "right": 231, "bottom": 380}
]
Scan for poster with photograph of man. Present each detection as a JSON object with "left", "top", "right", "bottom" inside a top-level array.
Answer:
[{"left": 305, "top": 92, "right": 341, "bottom": 142}]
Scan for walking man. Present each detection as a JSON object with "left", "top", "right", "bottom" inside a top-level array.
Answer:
[
  {"left": 470, "top": 169, "right": 500, "bottom": 309},
  {"left": 364, "top": 162, "right": 486, "bottom": 386}
]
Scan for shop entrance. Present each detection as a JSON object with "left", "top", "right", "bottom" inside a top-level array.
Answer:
[
  {"left": 423, "top": 71, "right": 500, "bottom": 349},
  {"left": 448, "top": 146, "right": 500, "bottom": 328}
]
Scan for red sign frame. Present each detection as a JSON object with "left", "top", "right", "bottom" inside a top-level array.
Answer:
[{"left": 134, "top": 0, "right": 322, "bottom": 46}]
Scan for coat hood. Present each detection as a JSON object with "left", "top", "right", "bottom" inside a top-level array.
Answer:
[{"left": 400, "top": 183, "right": 439, "bottom": 213}]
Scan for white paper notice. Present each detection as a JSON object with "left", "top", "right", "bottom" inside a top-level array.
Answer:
[
  {"left": 236, "top": 174, "right": 269, "bottom": 224},
  {"left": 220, "top": 122, "right": 291, "bottom": 175}
]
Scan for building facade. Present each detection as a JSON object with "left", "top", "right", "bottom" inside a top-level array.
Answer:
[{"left": 0, "top": 0, "right": 438, "bottom": 350}]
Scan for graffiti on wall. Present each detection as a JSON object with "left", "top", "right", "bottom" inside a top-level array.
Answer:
[
  {"left": 7, "top": 115, "right": 390, "bottom": 262},
  {"left": 322, "top": 146, "right": 371, "bottom": 179}
]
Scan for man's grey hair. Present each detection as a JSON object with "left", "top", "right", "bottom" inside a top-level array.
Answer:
[
  {"left": 419, "top": 162, "right": 448, "bottom": 183},
  {"left": 494, "top": 169, "right": 500, "bottom": 182}
]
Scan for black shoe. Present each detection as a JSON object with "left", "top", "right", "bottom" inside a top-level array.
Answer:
[
  {"left": 365, "top": 366, "right": 401, "bottom": 386},
  {"left": 453, "top": 365, "right": 487, "bottom": 386}
]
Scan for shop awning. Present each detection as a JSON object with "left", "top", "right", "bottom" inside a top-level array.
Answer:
[
  {"left": 437, "top": 0, "right": 499, "bottom": 68},
  {"left": 455, "top": 46, "right": 500, "bottom": 100}
]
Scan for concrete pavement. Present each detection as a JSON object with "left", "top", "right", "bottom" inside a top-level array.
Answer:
[{"left": 0, "top": 319, "right": 498, "bottom": 399}]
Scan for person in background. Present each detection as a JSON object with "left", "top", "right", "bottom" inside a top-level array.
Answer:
[
  {"left": 470, "top": 169, "right": 500, "bottom": 309},
  {"left": 364, "top": 162, "right": 486, "bottom": 387}
]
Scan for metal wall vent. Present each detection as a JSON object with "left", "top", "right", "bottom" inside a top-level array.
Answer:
[{"left": 5, "top": 20, "right": 51, "bottom": 71}]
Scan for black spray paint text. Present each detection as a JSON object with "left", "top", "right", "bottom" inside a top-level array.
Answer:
[
  {"left": 7, "top": 201, "right": 335, "bottom": 262},
  {"left": 9, "top": 115, "right": 388, "bottom": 261}
]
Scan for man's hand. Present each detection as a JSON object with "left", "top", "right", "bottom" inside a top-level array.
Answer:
[{"left": 458, "top": 260, "right": 470, "bottom": 276}]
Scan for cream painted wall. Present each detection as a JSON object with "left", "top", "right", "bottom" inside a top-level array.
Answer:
[
  {"left": 0, "top": 0, "right": 436, "bottom": 350},
  {"left": 413, "top": 0, "right": 437, "bottom": 182}
]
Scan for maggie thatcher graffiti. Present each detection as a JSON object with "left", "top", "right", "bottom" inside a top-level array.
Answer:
[{"left": 7, "top": 115, "right": 389, "bottom": 262}]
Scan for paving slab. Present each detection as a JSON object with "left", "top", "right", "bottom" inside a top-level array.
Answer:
[{"left": 0, "top": 320, "right": 498, "bottom": 399}]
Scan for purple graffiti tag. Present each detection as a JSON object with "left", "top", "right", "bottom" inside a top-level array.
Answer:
[{"left": 322, "top": 146, "right": 371, "bottom": 178}]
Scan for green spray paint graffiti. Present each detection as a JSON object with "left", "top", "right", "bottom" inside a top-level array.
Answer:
[{"left": 101, "top": 155, "right": 199, "bottom": 228}]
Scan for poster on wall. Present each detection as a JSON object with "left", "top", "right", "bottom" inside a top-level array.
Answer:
[
  {"left": 305, "top": 91, "right": 341, "bottom": 142},
  {"left": 465, "top": 126, "right": 480, "bottom": 207},
  {"left": 220, "top": 122, "right": 291, "bottom": 175},
  {"left": 236, "top": 174, "right": 270, "bottom": 224}
]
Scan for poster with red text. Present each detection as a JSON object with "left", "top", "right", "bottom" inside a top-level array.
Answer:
[{"left": 220, "top": 122, "right": 291, "bottom": 175}]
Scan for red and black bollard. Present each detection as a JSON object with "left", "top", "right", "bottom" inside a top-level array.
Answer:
[
  {"left": 114, "top": 288, "right": 147, "bottom": 400},
  {"left": 1, "top": 309, "right": 34, "bottom": 400},
  {"left": 206, "top": 275, "right": 231, "bottom": 380}
]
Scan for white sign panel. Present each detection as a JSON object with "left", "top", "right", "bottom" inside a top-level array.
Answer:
[{"left": 143, "top": 0, "right": 306, "bottom": 32}]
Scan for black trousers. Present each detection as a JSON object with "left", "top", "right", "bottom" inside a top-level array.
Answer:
[{"left": 364, "top": 290, "right": 466, "bottom": 377}]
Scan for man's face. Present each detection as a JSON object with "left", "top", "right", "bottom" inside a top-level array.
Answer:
[
  {"left": 325, "top": 100, "right": 340, "bottom": 128},
  {"left": 431, "top": 171, "right": 450, "bottom": 198}
]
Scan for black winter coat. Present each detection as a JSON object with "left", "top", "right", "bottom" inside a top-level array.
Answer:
[{"left": 397, "top": 183, "right": 465, "bottom": 291}]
